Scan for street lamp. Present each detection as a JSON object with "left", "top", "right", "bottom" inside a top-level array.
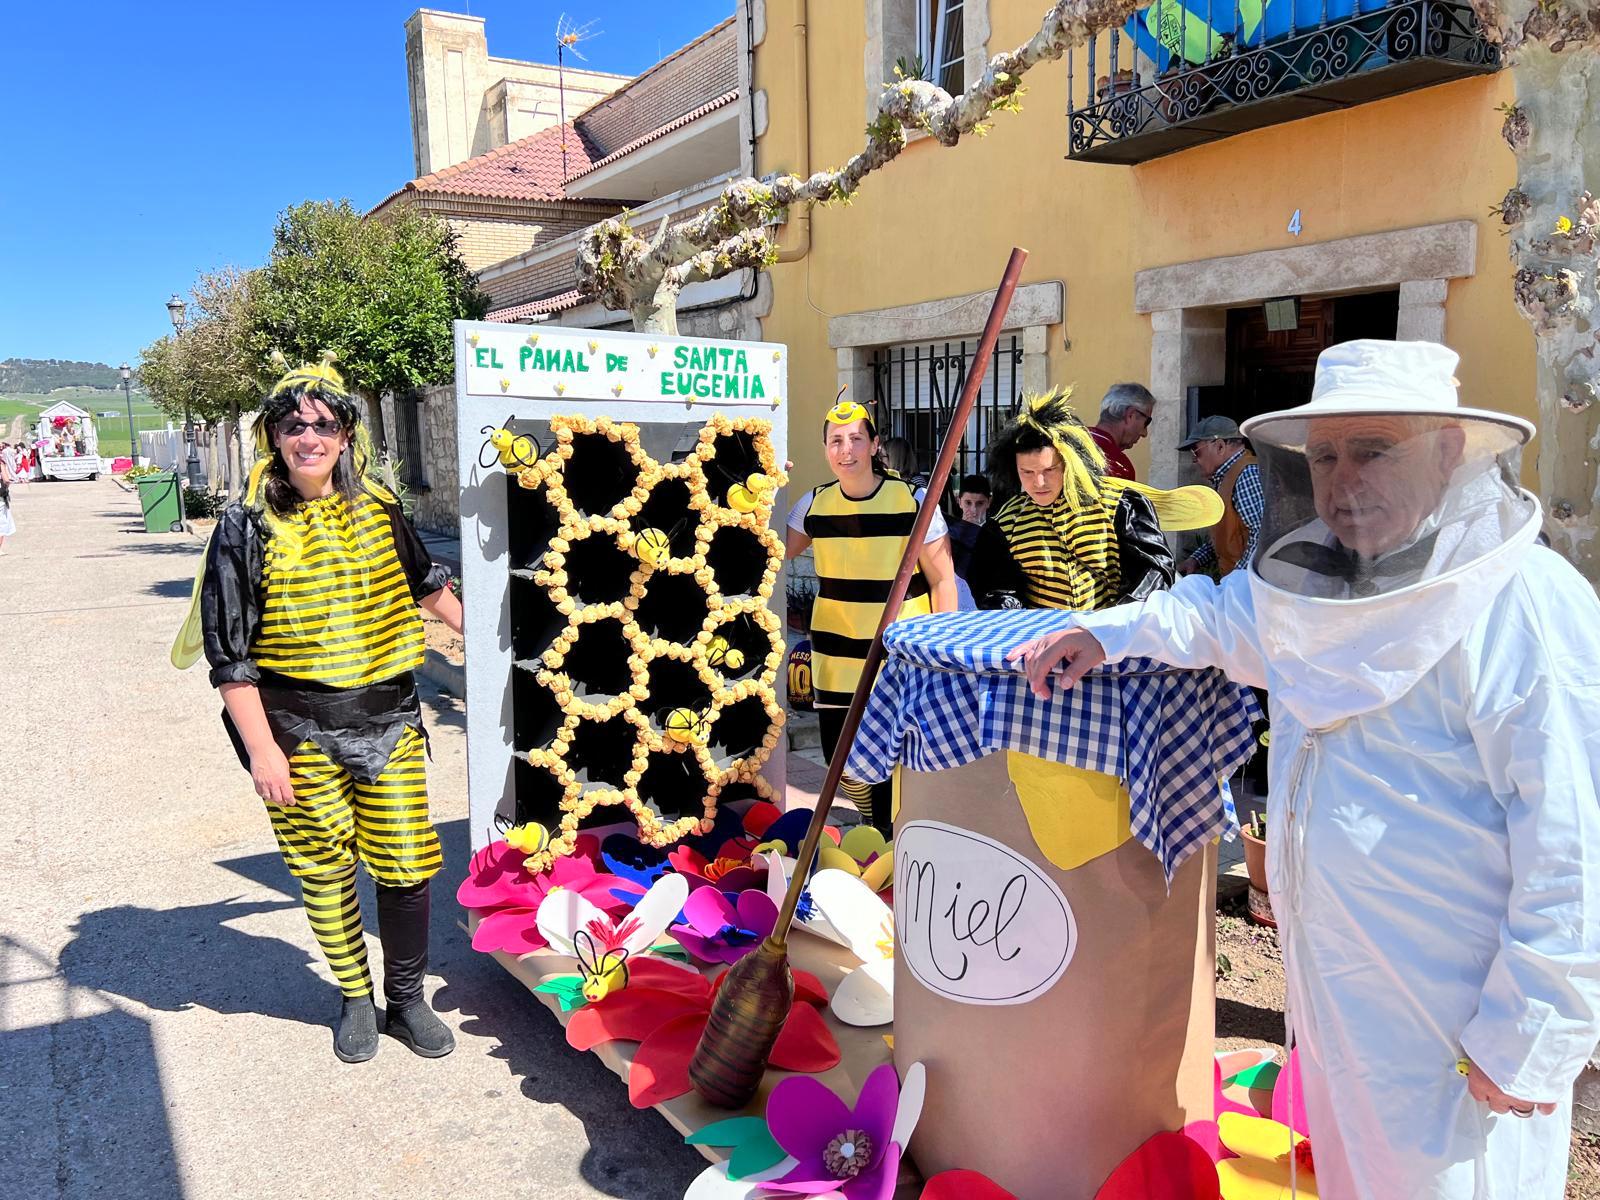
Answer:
[
  {"left": 166, "top": 293, "right": 203, "bottom": 490},
  {"left": 119, "top": 364, "right": 138, "bottom": 465}
]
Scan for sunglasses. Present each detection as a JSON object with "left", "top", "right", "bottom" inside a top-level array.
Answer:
[{"left": 276, "top": 417, "right": 345, "bottom": 440}]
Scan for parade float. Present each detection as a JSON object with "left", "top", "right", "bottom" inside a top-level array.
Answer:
[
  {"left": 33, "top": 400, "right": 102, "bottom": 480},
  {"left": 453, "top": 278, "right": 1282, "bottom": 1199}
]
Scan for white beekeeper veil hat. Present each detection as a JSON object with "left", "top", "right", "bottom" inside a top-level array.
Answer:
[
  {"left": 1237, "top": 340, "right": 1543, "bottom": 726},
  {"left": 1242, "top": 340, "right": 1537, "bottom": 599}
]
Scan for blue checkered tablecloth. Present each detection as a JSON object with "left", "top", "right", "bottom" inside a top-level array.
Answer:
[{"left": 844, "top": 609, "right": 1263, "bottom": 881}]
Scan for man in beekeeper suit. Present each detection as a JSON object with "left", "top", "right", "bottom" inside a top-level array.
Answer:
[{"left": 1012, "top": 340, "right": 1600, "bottom": 1198}]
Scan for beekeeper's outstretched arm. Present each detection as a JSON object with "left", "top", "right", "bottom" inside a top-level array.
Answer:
[
  {"left": 1008, "top": 572, "right": 1270, "bottom": 698},
  {"left": 1458, "top": 567, "right": 1600, "bottom": 1106}
]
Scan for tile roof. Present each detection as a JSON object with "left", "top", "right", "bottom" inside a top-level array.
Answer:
[
  {"left": 392, "top": 122, "right": 611, "bottom": 204},
  {"left": 487, "top": 290, "right": 587, "bottom": 321},
  {"left": 564, "top": 89, "right": 740, "bottom": 182}
]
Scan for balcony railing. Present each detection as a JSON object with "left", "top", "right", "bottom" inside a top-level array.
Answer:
[{"left": 1066, "top": 0, "right": 1499, "bottom": 163}]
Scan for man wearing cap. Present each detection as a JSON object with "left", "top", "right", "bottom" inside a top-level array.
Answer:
[
  {"left": 1089, "top": 383, "right": 1157, "bottom": 482},
  {"left": 1176, "top": 416, "right": 1262, "bottom": 578},
  {"left": 1011, "top": 341, "right": 1600, "bottom": 1198}
]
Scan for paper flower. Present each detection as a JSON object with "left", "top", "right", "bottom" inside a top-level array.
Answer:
[
  {"left": 459, "top": 834, "right": 618, "bottom": 915},
  {"left": 818, "top": 825, "right": 894, "bottom": 892},
  {"left": 670, "top": 887, "right": 778, "bottom": 965},
  {"left": 668, "top": 844, "right": 768, "bottom": 893},
  {"left": 762, "top": 1062, "right": 925, "bottom": 1200},
  {"left": 921, "top": 1173, "right": 1018, "bottom": 1200},
  {"left": 807, "top": 869, "right": 895, "bottom": 1026},
  {"left": 564, "top": 965, "right": 840, "bottom": 1107},
  {"left": 763, "top": 850, "right": 841, "bottom": 945},
  {"left": 1095, "top": 1131, "right": 1222, "bottom": 1200},
  {"left": 1214, "top": 1113, "right": 1316, "bottom": 1199},
  {"left": 534, "top": 873, "right": 690, "bottom": 1001}
]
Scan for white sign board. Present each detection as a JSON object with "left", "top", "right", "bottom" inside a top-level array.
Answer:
[
  {"left": 462, "top": 325, "right": 784, "bottom": 408},
  {"left": 455, "top": 321, "right": 789, "bottom": 855},
  {"left": 894, "top": 819, "right": 1077, "bottom": 1005}
]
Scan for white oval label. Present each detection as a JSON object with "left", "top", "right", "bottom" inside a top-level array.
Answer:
[{"left": 894, "top": 819, "right": 1076, "bottom": 1005}]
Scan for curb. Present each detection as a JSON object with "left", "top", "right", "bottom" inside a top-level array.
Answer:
[{"left": 420, "top": 648, "right": 466, "bottom": 696}]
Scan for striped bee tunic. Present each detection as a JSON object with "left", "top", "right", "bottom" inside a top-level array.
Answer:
[
  {"left": 252, "top": 493, "right": 427, "bottom": 687},
  {"left": 992, "top": 490, "right": 1122, "bottom": 611},
  {"left": 803, "top": 477, "right": 933, "bottom": 708}
]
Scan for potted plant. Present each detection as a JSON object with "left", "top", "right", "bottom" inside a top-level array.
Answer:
[{"left": 1239, "top": 727, "right": 1274, "bottom": 926}]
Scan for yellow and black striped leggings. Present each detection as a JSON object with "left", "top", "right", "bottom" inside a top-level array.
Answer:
[{"left": 268, "top": 727, "right": 442, "bottom": 997}]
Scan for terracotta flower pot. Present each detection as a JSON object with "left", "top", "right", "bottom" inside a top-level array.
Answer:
[{"left": 1240, "top": 827, "right": 1268, "bottom": 893}]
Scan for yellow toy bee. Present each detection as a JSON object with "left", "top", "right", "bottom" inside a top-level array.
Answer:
[
  {"left": 664, "top": 706, "right": 711, "bottom": 746},
  {"left": 707, "top": 635, "right": 745, "bottom": 673},
  {"left": 479, "top": 422, "right": 540, "bottom": 469},
  {"left": 504, "top": 822, "right": 551, "bottom": 855},
  {"left": 745, "top": 472, "right": 774, "bottom": 495},
  {"left": 726, "top": 482, "right": 761, "bottom": 513},
  {"left": 632, "top": 527, "right": 671, "bottom": 566},
  {"left": 574, "top": 932, "right": 631, "bottom": 1003}
]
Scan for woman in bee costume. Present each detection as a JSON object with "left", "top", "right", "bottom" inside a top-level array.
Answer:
[
  {"left": 192, "top": 355, "right": 463, "bottom": 1063},
  {"left": 785, "top": 397, "right": 957, "bottom": 834}
]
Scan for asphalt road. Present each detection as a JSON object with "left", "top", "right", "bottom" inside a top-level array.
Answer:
[{"left": 0, "top": 478, "right": 705, "bottom": 1199}]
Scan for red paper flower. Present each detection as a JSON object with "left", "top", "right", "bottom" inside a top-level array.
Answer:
[
  {"left": 922, "top": 1171, "right": 1018, "bottom": 1200},
  {"left": 565, "top": 966, "right": 840, "bottom": 1107},
  {"left": 667, "top": 843, "right": 768, "bottom": 893}
]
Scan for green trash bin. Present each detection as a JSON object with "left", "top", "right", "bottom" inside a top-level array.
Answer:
[{"left": 136, "top": 472, "right": 184, "bottom": 534}]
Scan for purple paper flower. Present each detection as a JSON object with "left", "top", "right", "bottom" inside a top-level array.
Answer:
[
  {"left": 764, "top": 1063, "right": 903, "bottom": 1200},
  {"left": 668, "top": 887, "right": 778, "bottom": 965}
]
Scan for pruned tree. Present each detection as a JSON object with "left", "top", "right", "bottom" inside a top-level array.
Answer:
[
  {"left": 576, "top": 0, "right": 1143, "bottom": 334},
  {"left": 1470, "top": 0, "right": 1600, "bottom": 579}
]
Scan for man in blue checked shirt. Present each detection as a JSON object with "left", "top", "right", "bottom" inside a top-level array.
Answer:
[{"left": 1176, "top": 416, "right": 1262, "bottom": 579}]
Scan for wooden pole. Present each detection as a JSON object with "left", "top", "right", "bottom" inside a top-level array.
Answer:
[{"left": 688, "top": 247, "right": 1030, "bottom": 1108}]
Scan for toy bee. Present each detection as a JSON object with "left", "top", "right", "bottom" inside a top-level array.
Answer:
[
  {"left": 478, "top": 419, "right": 541, "bottom": 470},
  {"left": 707, "top": 635, "right": 746, "bottom": 673},
  {"left": 664, "top": 706, "right": 712, "bottom": 746}
]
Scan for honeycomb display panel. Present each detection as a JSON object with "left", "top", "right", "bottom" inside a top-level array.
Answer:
[{"left": 455, "top": 322, "right": 790, "bottom": 868}]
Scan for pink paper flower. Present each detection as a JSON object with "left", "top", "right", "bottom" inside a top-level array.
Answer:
[
  {"left": 765, "top": 1063, "right": 905, "bottom": 1200},
  {"left": 667, "top": 843, "right": 768, "bottom": 893},
  {"left": 463, "top": 839, "right": 624, "bottom": 955},
  {"left": 668, "top": 887, "right": 778, "bottom": 965}
]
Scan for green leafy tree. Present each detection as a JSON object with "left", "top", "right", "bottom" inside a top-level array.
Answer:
[
  {"left": 251, "top": 200, "right": 487, "bottom": 417},
  {"left": 137, "top": 266, "right": 264, "bottom": 497}
]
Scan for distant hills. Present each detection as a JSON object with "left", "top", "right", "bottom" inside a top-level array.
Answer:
[{"left": 0, "top": 358, "right": 141, "bottom": 394}]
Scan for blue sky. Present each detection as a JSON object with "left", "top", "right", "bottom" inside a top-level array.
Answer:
[{"left": 0, "top": 1, "right": 734, "bottom": 368}]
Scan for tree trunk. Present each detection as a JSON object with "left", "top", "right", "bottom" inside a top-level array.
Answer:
[
  {"left": 227, "top": 397, "right": 244, "bottom": 500},
  {"left": 1508, "top": 43, "right": 1600, "bottom": 579},
  {"left": 631, "top": 283, "right": 682, "bottom": 334}
]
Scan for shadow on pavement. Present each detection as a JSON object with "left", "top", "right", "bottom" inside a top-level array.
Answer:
[
  {"left": 1217, "top": 997, "right": 1285, "bottom": 1046},
  {"left": 0, "top": 953, "right": 183, "bottom": 1200},
  {"left": 80, "top": 542, "right": 201, "bottom": 557},
  {"left": 56, "top": 893, "right": 332, "bottom": 1027},
  {"left": 427, "top": 818, "right": 706, "bottom": 1199},
  {"left": 143, "top": 578, "right": 195, "bottom": 599}
]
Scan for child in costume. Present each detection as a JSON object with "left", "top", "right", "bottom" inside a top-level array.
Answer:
[
  {"left": 195, "top": 355, "right": 463, "bottom": 1063},
  {"left": 982, "top": 389, "right": 1173, "bottom": 611},
  {"left": 785, "top": 397, "right": 957, "bottom": 833}
]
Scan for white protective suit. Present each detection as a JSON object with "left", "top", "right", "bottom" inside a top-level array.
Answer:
[{"left": 1073, "top": 502, "right": 1600, "bottom": 1197}]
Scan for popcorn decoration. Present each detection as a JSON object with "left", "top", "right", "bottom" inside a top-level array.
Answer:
[{"left": 507, "top": 413, "right": 790, "bottom": 870}]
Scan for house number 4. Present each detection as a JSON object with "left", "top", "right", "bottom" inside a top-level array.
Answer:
[{"left": 1288, "top": 209, "right": 1303, "bottom": 237}]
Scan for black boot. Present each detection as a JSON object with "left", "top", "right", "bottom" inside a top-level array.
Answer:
[
  {"left": 334, "top": 994, "right": 379, "bottom": 1063},
  {"left": 384, "top": 997, "right": 455, "bottom": 1058},
  {"left": 376, "top": 880, "right": 454, "bottom": 1058}
]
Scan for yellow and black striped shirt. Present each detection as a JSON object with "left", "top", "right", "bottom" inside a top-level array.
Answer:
[
  {"left": 993, "top": 490, "right": 1121, "bottom": 611},
  {"left": 251, "top": 494, "right": 427, "bottom": 688},
  {"left": 804, "top": 477, "right": 931, "bottom": 708}
]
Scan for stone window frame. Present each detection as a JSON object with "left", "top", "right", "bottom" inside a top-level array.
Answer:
[
  {"left": 826, "top": 281, "right": 1064, "bottom": 414},
  {"left": 1133, "top": 220, "right": 1476, "bottom": 487},
  {"left": 865, "top": 0, "right": 992, "bottom": 125}
]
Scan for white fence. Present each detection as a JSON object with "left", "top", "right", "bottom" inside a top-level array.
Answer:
[{"left": 139, "top": 420, "right": 255, "bottom": 494}]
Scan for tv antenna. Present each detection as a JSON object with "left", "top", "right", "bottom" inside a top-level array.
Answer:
[{"left": 555, "top": 14, "right": 602, "bottom": 180}]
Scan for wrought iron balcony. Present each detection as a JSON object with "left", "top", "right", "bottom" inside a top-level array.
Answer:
[{"left": 1066, "top": 0, "right": 1499, "bottom": 164}]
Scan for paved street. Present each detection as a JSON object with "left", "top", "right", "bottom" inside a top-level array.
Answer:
[{"left": 0, "top": 479, "right": 705, "bottom": 1199}]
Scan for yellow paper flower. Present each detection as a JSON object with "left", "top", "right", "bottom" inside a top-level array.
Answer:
[
  {"left": 1556, "top": 215, "right": 1575, "bottom": 235},
  {"left": 1215, "top": 1113, "right": 1318, "bottom": 1199}
]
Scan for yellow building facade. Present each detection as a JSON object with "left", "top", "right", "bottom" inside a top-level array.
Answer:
[{"left": 753, "top": 0, "right": 1526, "bottom": 495}]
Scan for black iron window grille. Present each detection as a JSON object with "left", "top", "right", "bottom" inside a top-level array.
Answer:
[
  {"left": 870, "top": 334, "right": 1024, "bottom": 503},
  {"left": 1066, "top": 0, "right": 1498, "bottom": 164}
]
